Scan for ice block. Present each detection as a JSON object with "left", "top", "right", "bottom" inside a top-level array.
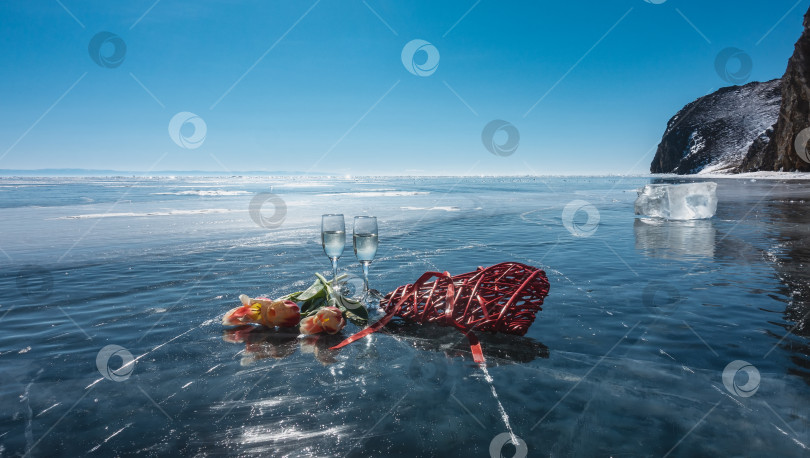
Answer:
[{"left": 634, "top": 182, "right": 717, "bottom": 220}]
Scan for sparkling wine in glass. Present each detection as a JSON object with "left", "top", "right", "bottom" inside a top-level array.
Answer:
[
  {"left": 321, "top": 214, "right": 345, "bottom": 283},
  {"left": 353, "top": 216, "right": 379, "bottom": 299}
]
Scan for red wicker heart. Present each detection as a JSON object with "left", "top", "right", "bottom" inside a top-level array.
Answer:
[{"left": 331, "top": 262, "right": 550, "bottom": 363}]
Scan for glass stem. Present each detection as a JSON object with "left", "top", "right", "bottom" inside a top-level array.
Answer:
[
  {"left": 361, "top": 261, "right": 370, "bottom": 293},
  {"left": 331, "top": 257, "right": 339, "bottom": 283}
]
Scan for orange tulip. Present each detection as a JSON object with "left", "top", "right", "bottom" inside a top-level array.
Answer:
[
  {"left": 222, "top": 295, "right": 300, "bottom": 328},
  {"left": 316, "top": 307, "right": 346, "bottom": 334},
  {"left": 299, "top": 315, "right": 324, "bottom": 335},
  {"left": 299, "top": 307, "right": 346, "bottom": 335},
  {"left": 265, "top": 300, "right": 301, "bottom": 328}
]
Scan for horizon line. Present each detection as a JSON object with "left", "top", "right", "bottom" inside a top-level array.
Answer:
[{"left": 1, "top": 169, "right": 808, "bottom": 179}]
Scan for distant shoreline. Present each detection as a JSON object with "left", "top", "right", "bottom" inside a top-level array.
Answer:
[
  {"left": 681, "top": 171, "right": 810, "bottom": 180},
  {"left": 1, "top": 171, "right": 810, "bottom": 179}
]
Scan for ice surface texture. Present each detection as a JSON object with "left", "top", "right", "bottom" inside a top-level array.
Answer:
[{"left": 634, "top": 182, "right": 718, "bottom": 220}]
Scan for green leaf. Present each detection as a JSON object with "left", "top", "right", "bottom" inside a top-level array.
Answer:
[
  {"left": 341, "top": 307, "right": 368, "bottom": 326},
  {"left": 301, "top": 295, "right": 326, "bottom": 315},
  {"left": 340, "top": 295, "right": 368, "bottom": 315},
  {"left": 339, "top": 295, "right": 363, "bottom": 309},
  {"left": 348, "top": 311, "right": 368, "bottom": 326},
  {"left": 336, "top": 294, "right": 369, "bottom": 323},
  {"left": 290, "top": 273, "right": 370, "bottom": 325},
  {"left": 296, "top": 279, "right": 324, "bottom": 302},
  {"left": 277, "top": 291, "right": 302, "bottom": 302}
]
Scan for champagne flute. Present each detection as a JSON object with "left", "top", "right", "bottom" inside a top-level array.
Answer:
[
  {"left": 321, "top": 214, "right": 345, "bottom": 283},
  {"left": 353, "top": 216, "right": 379, "bottom": 300}
]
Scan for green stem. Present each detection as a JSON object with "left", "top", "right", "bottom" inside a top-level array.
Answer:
[
  {"left": 315, "top": 272, "right": 347, "bottom": 286},
  {"left": 314, "top": 272, "right": 327, "bottom": 283}
]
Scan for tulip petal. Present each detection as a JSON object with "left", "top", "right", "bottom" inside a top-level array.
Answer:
[
  {"left": 300, "top": 315, "right": 324, "bottom": 335},
  {"left": 316, "top": 307, "right": 346, "bottom": 334},
  {"left": 223, "top": 305, "right": 253, "bottom": 325}
]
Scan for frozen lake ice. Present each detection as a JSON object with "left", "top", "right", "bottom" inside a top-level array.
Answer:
[{"left": 0, "top": 175, "right": 808, "bottom": 456}]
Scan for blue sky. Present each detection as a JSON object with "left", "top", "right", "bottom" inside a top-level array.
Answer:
[{"left": 0, "top": 0, "right": 806, "bottom": 175}]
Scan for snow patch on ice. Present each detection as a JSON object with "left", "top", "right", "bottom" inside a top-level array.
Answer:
[
  {"left": 317, "top": 191, "right": 429, "bottom": 197},
  {"left": 400, "top": 206, "right": 460, "bottom": 212},
  {"left": 61, "top": 209, "right": 236, "bottom": 219},
  {"left": 153, "top": 190, "right": 250, "bottom": 196}
]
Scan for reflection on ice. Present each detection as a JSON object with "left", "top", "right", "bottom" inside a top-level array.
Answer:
[
  {"left": 222, "top": 326, "right": 344, "bottom": 366},
  {"left": 222, "top": 321, "right": 550, "bottom": 367},
  {"left": 383, "top": 321, "right": 549, "bottom": 365},
  {"left": 634, "top": 217, "right": 716, "bottom": 260}
]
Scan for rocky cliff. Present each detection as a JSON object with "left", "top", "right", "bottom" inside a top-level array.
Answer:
[
  {"left": 653, "top": 6, "right": 810, "bottom": 174},
  {"left": 738, "top": 6, "right": 810, "bottom": 172},
  {"left": 650, "top": 80, "right": 781, "bottom": 174}
]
